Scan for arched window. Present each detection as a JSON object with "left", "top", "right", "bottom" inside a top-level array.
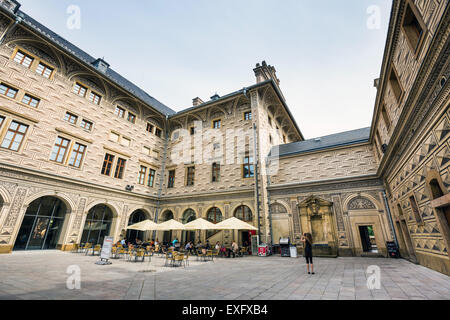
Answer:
[
  {"left": 14, "top": 196, "right": 67, "bottom": 251},
  {"left": 127, "top": 210, "right": 147, "bottom": 243},
  {"left": 234, "top": 205, "right": 252, "bottom": 222},
  {"left": 81, "top": 205, "right": 113, "bottom": 245},
  {"left": 182, "top": 209, "right": 196, "bottom": 243},
  {"left": 270, "top": 203, "right": 288, "bottom": 214},
  {"left": 160, "top": 210, "right": 174, "bottom": 244},
  {"left": 207, "top": 207, "right": 223, "bottom": 224}
]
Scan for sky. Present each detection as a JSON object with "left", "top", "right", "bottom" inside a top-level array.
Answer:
[{"left": 18, "top": 0, "right": 392, "bottom": 139}]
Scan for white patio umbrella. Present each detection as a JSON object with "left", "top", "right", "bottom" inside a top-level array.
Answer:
[
  {"left": 126, "top": 219, "right": 159, "bottom": 231},
  {"left": 215, "top": 217, "right": 258, "bottom": 231},
  {"left": 184, "top": 218, "right": 218, "bottom": 230},
  {"left": 156, "top": 219, "right": 186, "bottom": 231}
]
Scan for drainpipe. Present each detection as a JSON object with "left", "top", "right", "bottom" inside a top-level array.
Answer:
[
  {"left": 252, "top": 123, "right": 261, "bottom": 244},
  {"left": 152, "top": 115, "right": 169, "bottom": 239},
  {"left": 265, "top": 160, "right": 274, "bottom": 248},
  {"left": 383, "top": 190, "right": 398, "bottom": 248}
]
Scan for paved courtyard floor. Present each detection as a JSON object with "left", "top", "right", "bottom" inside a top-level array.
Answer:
[{"left": 0, "top": 250, "right": 449, "bottom": 300}]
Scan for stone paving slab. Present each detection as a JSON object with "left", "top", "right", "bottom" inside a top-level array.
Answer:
[{"left": 0, "top": 251, "right": 449, "bottom": 300}]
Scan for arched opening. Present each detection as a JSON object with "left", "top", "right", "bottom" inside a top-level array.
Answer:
[
  {"left": 234, "top": 205, "right": 253, "bottom": 247},
  {"left": 206, "top": 207, "right": 223, "bottom": 239},
  {"left": 160, "top": 210, "right": 174, "bottom": 244},
  {"left": 126, "top": 210, "right": 147, "bottom": 244},
  {"left": 181, "top": 209, "right": 196, "bottom": 244},
  {"left": 14, "top": 196, "right": 67, "bottom": 251},
  {"left": 234, "top": 205, "right": 253, "bottom": 222},
  {"left": 81, "top": 205, "right": 113, "bottom": 245},
  {"left": 0, "top": 195, "right": 3, "bottom": 211}
]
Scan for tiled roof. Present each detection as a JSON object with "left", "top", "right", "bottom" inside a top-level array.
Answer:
[
  {"left": 271, "top": 127, "right": 371, "bottom": 157},
  {"left": 15, "top": 10, "right": 176, "bottom": 116}
]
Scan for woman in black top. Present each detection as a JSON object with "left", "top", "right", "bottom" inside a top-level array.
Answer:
[{"left": 301, "top": 233, "right": 315, "bottom": 274}]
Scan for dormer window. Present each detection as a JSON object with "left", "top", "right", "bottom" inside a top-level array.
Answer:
[
  {"left": 155, "top": 128, "right": 162, "bottom": 138},
  {"left": 36, "top": 62, "right": 54, "bottom": 79},
  {"left": 244, "top": 111, "right": 252, "bottom": 121},
  {"left": 88, "top": 91, "right": 101, "bottom": 105},
  {"left": 146, "top": 123, "right": 154, "bottom": 133},
  {"left": 13, "top": 50, "right": 34, "bottom": 68},
  {"left": 73, "top": 83, "right": 87, "bottom": 97}
]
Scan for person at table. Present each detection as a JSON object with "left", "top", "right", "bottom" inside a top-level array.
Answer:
[
  {"left": 174, "top": 238, "right": 181, "bottom": 251},
  {"left": 185, "top": 242, "right": 193, "bottom": 254},
  {"left": 215, "top": 241, "right": 221, "bottom": 251},
  {"left": 136, "top": 238, "right": 143, "bottom": 246},
  {"left": 230, "top": 241, "right": 239, "bottom": 258},
  {"left": 205, "top": 240, "right": 211, "bottom": 250}
]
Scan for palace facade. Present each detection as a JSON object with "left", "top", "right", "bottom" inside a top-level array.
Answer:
[{"left": 0, "top": 0, "right": 448, "bottom": 275}]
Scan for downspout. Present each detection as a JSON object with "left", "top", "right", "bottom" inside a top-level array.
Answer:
[
  {"left": 383, "top": 190, "right": 398, "bottom": 249},
  {"left": 152, "top": 114, "right": 169, "bottom": 239},
  {"left": 265, "top": 159, "right": 274, "bottom": 248},
  {"left": 252, "top": 123, "right": 261, "bottom": 243}
]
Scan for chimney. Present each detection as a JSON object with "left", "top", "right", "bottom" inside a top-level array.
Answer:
[
  {"left": 253, "top": 60, "right": 280, "bottom": 86},
  {"left": 92, "top": 58, "right": 109, "bottom": 73},
  {"left": 192, "top": 97, "right": 204, "bottom": 107}
]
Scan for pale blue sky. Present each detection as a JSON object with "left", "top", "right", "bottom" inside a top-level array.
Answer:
[{"left": 19, "top": 0, "right": 392, "bottom": 139}]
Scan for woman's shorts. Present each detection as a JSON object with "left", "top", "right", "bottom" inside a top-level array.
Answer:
[{"left": 305, "top": 256, "right": 313, "bottom": 264}]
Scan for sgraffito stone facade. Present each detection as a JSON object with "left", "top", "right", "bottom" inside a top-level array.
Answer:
[{"left": 0, "top": 0, "right": 448, "bottom": 275}]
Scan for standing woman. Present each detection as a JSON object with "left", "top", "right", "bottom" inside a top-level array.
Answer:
[{"left": 301, "top": 233, "right": 315, "bottom": 274}]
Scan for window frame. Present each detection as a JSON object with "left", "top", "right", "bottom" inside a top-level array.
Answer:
[
  {"left": 21, "top": 93, "right": 40, "bottom": 108},
  {"left": 50, "top": 136, "right": 71, "bottom": 164},
  {"left": 168, "top": 170, "right": 176, "bottom": 188},
  {"left": 242, "top": 155, "right": 255, "bottom": 178},
  {"left": 401, "top": 1, "right": 427, "bottom": 57},
  {"left": 80, "top": 119, "right": 93, "bottom": 131},
  {"left": 212, "top": 162, "right": 220, "bottom": 182},
  {"left": 186, "top": 166, "right": 195, "bottom": 186},
  {"left": 127, "top": 112, "right": 136, "bottom": 124},
  {"left": 64, "top": 112, "right": 79, "bottom": 125},
  {"left": 0, "top": 83, "right": 19, "bottom": 99},
  {"left": 114, "top": 158, "right": 126, "bottom": 179},
  {"left": 13, "top": 49, "right": 34, "bottom": 68},
  {"left": 101, "top": 153, "right": 115, "bottom": 176},
  {"left": 115, "top": 106, "right": 126, "bottom": 118},
  {"left": 212, "top": 119, "right": 221, "bottom": 129},
  {"left": 148, "top": 168, "right": 156, "bottom": 188},
  {"left": 35, "top": 61, "right": 54, "bottom": 79},
  {"left": 0, "top": 120, "right": 29, "bottom": 152},
  {"left": 88, "top": 91, "right": 102, "bottom": 105},
  {"left": 68, "top": 142, "right": 87, "bottom": 168},
  {"left": 244, "top": 111, "right": 252, "bottom": 121}
]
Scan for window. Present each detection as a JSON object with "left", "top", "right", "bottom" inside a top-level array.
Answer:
[
  {"left": 190, "top": 126, "right": 195, "bottom": 135},
  {"left": 80, "top": 119, "right": 93, "bottom": 131},
  {"left": 138, "top": 166, "right": 147, "bottom": 185},
  {"left": 21, "top": 94, "right": 40, "bottom": 108},
  {"left": 1, "top": 121, "right": 29, "bottom": 151},
  {"left": 0, "top": 83, "right": 18, "bottom": 99},
  {"left": 152, "top": 150, "right": 160, "bottom": 159},
  {"left": 402, "top": 3, "right": 424, "bottom": 53},
  {"left": 109, "top": 132, "right": 120, "bottom": 143},
  {"left": 244, "top": 111, "right": 252, "bottom": 121},
  {"left": 212, "top": 163, "right": 220, "bottom": 182},
  {"left": 155, "top": 128, "right": 162, "bottom": 138},
  {"left": 389, "top": 68, "right": 403, "bottom": 103},
  {"left": 234, "top": 205, "right": 252, "bottom": 222},
  {"left": 186, "top": 166, "right": 195, "bottom": 186},
  {"left": 409, "top": 195, "right": 422, "bottom": 223},
  {"left": 101, "top": 154, "right": 115, "bottom": 176},
  {"left": 13, "top": 50, "right": 34, "bottom": 68},
  {"left": 168, "top": 170, "right": 175, "bottom": 188},
  {"left": 212, "top": 119, "right": 221, "bottom": 129},
  {"left": 115, "top": 106, "right": 125, "bottom": 118},
  {"left": 88, "top": 92, "right": 101, "bottom": 105},
  {"left": 148, "top": 169, "right": 156, "bottom": 187},
  {"left": 73, "top": 83, "right": 87, "bottom": 97},
  {"left": 68, "top": 142, "right": 86, "bottom": 168},
  {"left": 381, "top": 104, "right": 391, "bottom": 131},
  {"left": 114, "top": 158, "right": 126, "bottom": 179},
  {"left": 64, "top": 112, "right": 78, "bottom": 125},
  {"left": 146, "top": 123, "right": 154, "bottom": 133},
  {"left": 121, "top": 137, "right": 131, "bottom": 147},
  {"left": 127, "top": 113, "right": 136, "bottom": 124},
  {"left": 243, "top": 155, "right": 255, "bottom": 178},
  {"left": 36, "top": 62, "right": 53, "bottom": 79},
  {"left": 50, "top": 137, "right": 70, "bottom": 163}
]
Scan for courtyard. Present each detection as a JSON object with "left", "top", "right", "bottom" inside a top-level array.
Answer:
[{"left": 0, "top": 251, "right": 449, "bottom": 300}]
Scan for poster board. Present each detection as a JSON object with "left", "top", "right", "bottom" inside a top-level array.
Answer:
[{"left": 100, "top": 236, "right": 114, "bottom": 260}]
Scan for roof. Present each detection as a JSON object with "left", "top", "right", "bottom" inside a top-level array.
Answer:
[
  {"left": 270, "top": 127, "right": 371, "bottom": 158},
  {"left": 11, "top": 9, "right": 176, "bottom": 116}
]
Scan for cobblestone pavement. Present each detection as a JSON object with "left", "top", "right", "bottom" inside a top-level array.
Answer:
[{"left": 0, "top": 251, "right": 449, "bottom": 300}]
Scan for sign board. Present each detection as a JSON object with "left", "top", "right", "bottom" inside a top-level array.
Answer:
[{"left": 100, "top": 236, "right": 114, "bottom": 260}]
